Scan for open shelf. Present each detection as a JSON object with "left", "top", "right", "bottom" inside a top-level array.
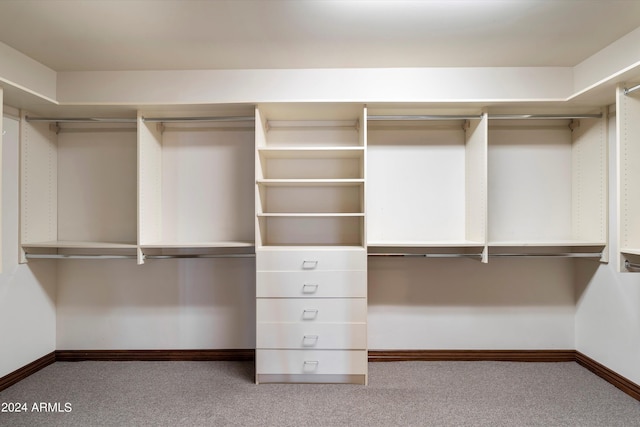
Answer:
[
  {"left": 366, "top": 110, "right": 487, "bottom": 247},
  {"left": 256, "top": 104, "right": 366, "bottom": 248},
  {"left": 139, "top": 113, "right": 255, "bottom": 252},
  {"left": 488, "top": 114, "right": 607, "bottom": 258},
  {"left": 20, "top": 116, "right": 137, "bottom": 261}
]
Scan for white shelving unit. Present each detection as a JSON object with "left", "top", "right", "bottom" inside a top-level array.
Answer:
[
  {"left": 487, "top": 112, "right": 608, "bottom": 260},
  {"left": 20, "top": 114, "right": 138, "bottom": 262},
  {"left": 618, "top": 83, "right": 640, "bottom": 271},
  {"left": 138, "top": 112, "right": 255, "bottom": 260},
  {"left": 255, "top": 103, "right": 367, "bottom": 384},
  {"left": 366, "top": 110, "right": 487, "bottom": 260}
]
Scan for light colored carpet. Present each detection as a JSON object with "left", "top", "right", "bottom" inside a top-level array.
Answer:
[{"left": 1, "top": 361, "right": 639, "bottom": 426}]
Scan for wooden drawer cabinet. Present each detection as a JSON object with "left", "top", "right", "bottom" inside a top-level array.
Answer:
[
  {"left": 256, "top": 322, "right": 367, "bottom": 349},
  {"left": 256, "top": 298, "right": 367, "bottom": 323},
  {"left": 256, "top": 270, "right": 367, "bottom": 298},
  {"left": 256, "top": 350, "right": 368, "bottom": 375},
  {"left": 256, "top": 248, "right": 366, "bottom": 272}
]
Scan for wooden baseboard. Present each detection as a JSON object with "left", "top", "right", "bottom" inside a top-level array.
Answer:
[
  {"left": 368, "top": 350, "right": 576, "bottom": 362},
  {"left": 576, "top": 351, "right": 640, "bottom": 401},
  {"left": 55, "top": 349, "right": 255, "bottom": 362},
  {"left": 0, "top": 351, "right": 55, "bottom": 392}
]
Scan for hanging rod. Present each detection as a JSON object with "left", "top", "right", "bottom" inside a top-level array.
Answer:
[
  {"left": 489, "top": 253, "right": 601, "bottom": 258},
  {"left": 142, "top": 116, "right": 254, "bottom": 123},
  {"left": 625, "top": 260, "right": 640, "bottom": 270},
  {"left": 25, "top": 117, "right": 137, "bottom": 123},
  {"left": 26, "top": 254, "right": 137, "bottom": 260},
  {"left": 488, "top": 114, "right": 602, "bottom": 120},
  {"left": 368, "top": 114, "right": 482, "bottom": 121},
  {"left": 143, "top": 254, "right": 256, "bottom": 259},
  {"left": 368, "top": 253, "right": 482, "bottom": 258},
  {"left": 624, "top": 84, "right": 640, "bottom": 96}
]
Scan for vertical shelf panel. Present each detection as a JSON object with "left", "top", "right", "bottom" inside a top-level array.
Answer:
[
  {"left": 20, "top": 112, "right": 58, "bottom": 261},
  {"left": 138, "top": 114, "right": 163, "bottom": 246},
  {"left": 465, "top": 114, "right": 488, "bottom": 250},
  {"left": 619, "top": 85, "right": 640, "bottom": 271}
]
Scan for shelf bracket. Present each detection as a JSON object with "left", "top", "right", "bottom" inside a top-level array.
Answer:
[
  {"left": 462, "top": 120, "right": 470, "bottom": 131},
  {"left": 49, "top": 123, "right": 61, "bottom": 135},
  {"left": 156, "top": 123, "right": 166, "bottom": 134},
  {"left": 568, "top": 119, "right": 580, "bottom": 131}
]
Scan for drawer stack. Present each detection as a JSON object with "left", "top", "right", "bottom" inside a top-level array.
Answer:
[{"left": 255, "top": 248, "right": 368, "bottom": 384}]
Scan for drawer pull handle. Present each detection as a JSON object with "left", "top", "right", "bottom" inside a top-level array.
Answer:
[
  {"left": 303, "top": 360, "right": 319, "bottom": 370},
  {"left": 302, "top": 309, "right": 319, "bottom": 319},
  {"left": 302, "top": 284, "right": 319, "bottom": 293},
  {"left": 303, "top": 335, "right": 319, "bottom": 342},
  {"left": 302, "top": 260, "right": 318, "bottom": 269}
]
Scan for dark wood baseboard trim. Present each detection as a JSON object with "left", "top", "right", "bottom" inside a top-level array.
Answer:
[
  {"left": 368, "top": 350, "right": 576, "bottom": 362},
  {"left": 0, "top": 351, "right": 55, "bottom": 392},
  {"left": 55, "top": 349, "right": 255, "bottom": 362},
  {"left": 575, "top": 351, "right": 640, "bottom": 402}
]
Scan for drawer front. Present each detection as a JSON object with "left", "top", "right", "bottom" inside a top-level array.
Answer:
[
  {"left": 257, "top": 248, "right": 366, "bottom": 272},
  {"left": 256, "top": 298, "right": 367, "bottom": 323},
  {"left": 257, "top": 322, "right": 367, "bottom": 350},
  {"left": 256, "top": 350, "right": 368, "bottom": 375},
  {"left": 256, "top": 271, "right": 367, "bottom": 298}
]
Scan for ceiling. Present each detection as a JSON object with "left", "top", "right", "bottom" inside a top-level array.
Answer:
[{"left": 1, "top": 0, "right": 640, "bottom": 72}]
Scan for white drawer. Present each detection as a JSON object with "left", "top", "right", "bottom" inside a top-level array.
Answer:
[
  {"left": 256, "top": 271, "right": 367, "bottom": 298},
  {"left": 257, "top": 322, "right": 367, "bottom": 350},
  {"left": 256, "top": 350, "right": 368, "bottom": 375},
  {"left": 256, "top": 298, "right": 367, "bottom": 323},
  {"left": 256, "top": 248, "right": 366, "bottom": 272}
]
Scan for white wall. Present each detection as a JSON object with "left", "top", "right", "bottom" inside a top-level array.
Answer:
[
  {"left": 0, "top": 114, "right": 56, "bottom": 378},
  {"left": 56, "top": 258, "right": 256, "bottom": 349},
  {"left": 575, "top": 112, "right": 640, "bottom": 386},
  {"left": 369, "top": 257, "right": 576, "bottom": 350}
]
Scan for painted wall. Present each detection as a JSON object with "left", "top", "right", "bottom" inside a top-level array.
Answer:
[
  {"left": 575, "top": 112, "right": 640, "bottom": 386},
  {"left": 0, "top": 114, "right": 56, "bottom": 378}
]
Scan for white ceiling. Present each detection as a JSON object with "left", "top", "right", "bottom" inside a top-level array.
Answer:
[{"left": 1, "top": 0, "right": 640, "bottom": 72}]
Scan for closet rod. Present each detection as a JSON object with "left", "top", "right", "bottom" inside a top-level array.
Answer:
[
  {"left": 25, "top": 117, "right": 137, "bottom": 123},
  {"left": 624, "top": 84, "right": 640, "bottom": 96},
  {"left": 368, "top": 253, "right": 482, "bottom": 258},
  {"left": 488, "top": 114, "right": 602, "bottom": 120},
  {"left": 624, "top": 260, "right": 640, "bottom": 270},
  {"left": 25, "top": 254, "right": 137, "bottom": 260},
  {"left": 142, "top": 116, "right": 254, "bottom": 123},
  {"left": 367, "top": 114, "right": 482, "bottom": 121},
  {"left": 144, "top": 254, "right": 256, "bottom": 259},
  {"left": 489, "top": 253, "right": 601, "bottom": 258}
]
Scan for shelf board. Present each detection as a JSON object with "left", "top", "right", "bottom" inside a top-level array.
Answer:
[
  {"left": 259, "top": 213, "right": 364, "bottom": 218},
  {"left": 22, "top": 240, "right": 137, "bottom": 249},
  {"left": 140, "top": 241, "right": 255, "bottom": 249},
  {"left": 257, "top": 245, "right": 366, "bottom": 251},
  {"left": 621, "top": 248, "right": 640, "bottom": 256},
  {"left": 258, "top": 147, "right": 364, "bottom": 158},
  {"left": 257, "top": 179, "right": 364, "bottom": 187}
]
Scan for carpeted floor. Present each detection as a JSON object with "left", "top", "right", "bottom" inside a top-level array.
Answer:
[{"left": 0, "top": 361, "right": 639, "bottom": 426}]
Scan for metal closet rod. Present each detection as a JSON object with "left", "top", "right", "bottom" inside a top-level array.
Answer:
[
  {"left": 368, "top": 253, "right": 481, "bottom": 258},
  {"left": 367, "top": 114, "right": 482, "bottom": 121},
  {"left": 489, "top": 252, "right": 601, "bottom": 258},
  {"left": 488, "top": 113, "right": 602, "bottom": 120},
  {"left": 26, "top": 254, "right": 256, "bottom": 260},
  {"left": 142, "top": 116, "right": 255, "bottom": 123},
  {"left": 625, "top": 260, "right": 640, "bottom": 270},
  {"left": 624, "top": 84, "right": 640, "bottom": 96},
  {"left": 25, "top": 117, "right": 137, "bottom": 123}
]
